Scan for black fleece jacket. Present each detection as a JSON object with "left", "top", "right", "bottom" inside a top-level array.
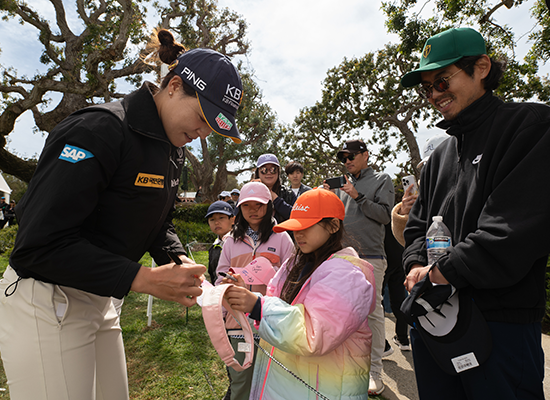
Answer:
[
  {"left": 10, "top": 82, "right": 186, "bottom": 299},
  {"left": 403, "top": 91, "right": 550, "bottom": 324}
]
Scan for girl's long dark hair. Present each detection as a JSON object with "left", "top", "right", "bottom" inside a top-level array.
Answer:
[
  {"left": 280, "top": 218, "right": 345, "bottom": 304},
  {"left": 232, "top": 201, "right": 275, "bottom": 243}
]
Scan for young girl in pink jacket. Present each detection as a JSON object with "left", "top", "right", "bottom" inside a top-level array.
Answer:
[
  {"left": 216, "top": 181, "right": 294, "bottom": 400},
  {"left": 223, "top": 188, "right": 376, "bottom": 400}
]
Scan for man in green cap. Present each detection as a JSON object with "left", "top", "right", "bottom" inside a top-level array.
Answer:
[{"left": 401, "top": 27, "right": 550, "bottom": 398}]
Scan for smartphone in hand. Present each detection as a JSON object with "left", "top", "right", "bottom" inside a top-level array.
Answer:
[
  {"left": 325, "top": 176, "right": 346, "bottom": 189},
  {"left": 402, "top": 175, "right": 419, "bottom": 196}
]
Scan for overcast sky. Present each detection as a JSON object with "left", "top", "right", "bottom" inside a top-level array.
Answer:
[{"left": 0, "top": 0, "right": 545, "bottom": 177}]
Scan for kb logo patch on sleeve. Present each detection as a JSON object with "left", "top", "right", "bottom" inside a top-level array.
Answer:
[{"left": 59, "top": 145, "right": 95, "bottom": 163}]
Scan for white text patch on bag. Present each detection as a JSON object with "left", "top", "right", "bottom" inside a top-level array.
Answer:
[
  {"left": 451, "top": 352, "right": 479, "bottom": 373},
  {"left": 238, "top": 342, "right": 251, "bottom": 353}
]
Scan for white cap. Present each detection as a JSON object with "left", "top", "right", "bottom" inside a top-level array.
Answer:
[{"left": 418, "top": 134, "right": 449, "bottom": 168}]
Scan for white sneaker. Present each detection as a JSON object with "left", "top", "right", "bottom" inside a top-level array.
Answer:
[
  {"left": 382, "top": 340, "right": 394, "bottom": 358},
  {"left": 368, "top": 374, "right": 385, "bottom": 395},
  {"left": 392, "top": 335, "right": 411, "bottom": 351}
]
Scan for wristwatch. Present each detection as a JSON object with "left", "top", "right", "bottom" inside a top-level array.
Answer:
[{"left": 354, "top": 192, "right": 365, "bottom": 201}]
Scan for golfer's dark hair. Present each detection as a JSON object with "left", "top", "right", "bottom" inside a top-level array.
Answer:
[{"left": 146, "top": 28, "right": 195, "bottom": 96}]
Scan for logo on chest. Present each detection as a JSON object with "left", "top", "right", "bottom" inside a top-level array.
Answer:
[{"left": 135, "top": 173, "right": 165, "bottom": 189}]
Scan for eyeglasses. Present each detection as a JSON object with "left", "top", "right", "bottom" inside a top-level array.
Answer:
[
  {"left": 259, "top": 166, "right": 278, "bottom": 175},
  {"left": 418, "top": 68, "right": 463, "bottom": 99},
  {"left": 339, "top": 153, "right": 359, "bottom": 163}
]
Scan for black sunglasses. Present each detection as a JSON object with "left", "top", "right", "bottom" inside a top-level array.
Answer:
[
  {"left": 339, "top": 153, "right": 360, "bottom": 163},
  {"left": 418, "top": 68, "right": 463, "bottom": 99},
  {"left": 259, "top": 166, "right": 278, "bottom": 175}
]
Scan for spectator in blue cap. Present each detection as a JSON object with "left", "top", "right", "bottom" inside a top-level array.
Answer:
[
  {"left": 205, "top": 201, "right": 235, "bottom": 285},
  {"left": 253, "top": 154, "right": 296, "bottom": 223}
]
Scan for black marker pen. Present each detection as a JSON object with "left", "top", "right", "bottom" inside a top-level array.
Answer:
[
  {"left": 167, "top": 252, "right": 183, "bottom": 265},
  {"left": 218, "top": 271, "right": 238, "bottom": 282}
]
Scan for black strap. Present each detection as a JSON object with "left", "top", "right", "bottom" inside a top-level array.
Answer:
[{"left": 4, "top": 276, "right": 22, "bottom": 297}]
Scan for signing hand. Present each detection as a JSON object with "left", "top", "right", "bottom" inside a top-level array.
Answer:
[
  {"left": 221, "top": 272, "right": 247, "bottom": 288},
  {"left": 131, "top": 260, "right": 206, "bottom": 307}
]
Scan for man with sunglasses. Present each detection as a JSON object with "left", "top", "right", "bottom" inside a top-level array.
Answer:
[
  {"left": 400, "top": 27, "right": 550, "bottom": 399},
  {"left": 325, "top": 139, "right": 394, "bottom": 395}
]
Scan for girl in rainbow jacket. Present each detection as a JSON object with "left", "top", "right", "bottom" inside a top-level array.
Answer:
[
  {"left": 222, "top": 188, "right": 376, "bottom": 399},
  {"left": 216, "top": 181, "right": 294, "bottom": 400}
]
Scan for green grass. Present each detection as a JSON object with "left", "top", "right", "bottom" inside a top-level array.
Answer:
[{"left": 0, "top": 252, "right": 385, "bottom": 399}]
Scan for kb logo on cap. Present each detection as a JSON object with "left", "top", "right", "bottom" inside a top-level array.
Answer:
[{"left": 226, "top": 84, "right": 242, "bottom": 101}]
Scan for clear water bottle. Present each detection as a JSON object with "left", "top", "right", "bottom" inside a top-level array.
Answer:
[{"left": 426, "top": 216, "right": 452, "bottom": 265}]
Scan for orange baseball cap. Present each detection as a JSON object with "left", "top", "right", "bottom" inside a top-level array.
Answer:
[{"left": 273, "top": 188, "right": 345, "bottom": 233}]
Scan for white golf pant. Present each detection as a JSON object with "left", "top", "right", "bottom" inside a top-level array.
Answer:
[{"left": 0, "top": 266, "right": 129, "bottom": 400}]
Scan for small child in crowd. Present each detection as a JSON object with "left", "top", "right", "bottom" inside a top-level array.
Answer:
[
  {"left": 206, "top": 201, "right": 235, "bottom": 284},
  {"left": 216, "top": 181, "right": 294, "bottom": 400},
  {"left": 223, "top": 188, "right": 376, "bottom": 400}
]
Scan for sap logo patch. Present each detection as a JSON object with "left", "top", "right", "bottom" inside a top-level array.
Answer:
[
  {"left": 59, "top": 145, "right": 94, "bottom": 163},
  {"left": 135, "top": 173, "right": 165, "bottom": 189}
]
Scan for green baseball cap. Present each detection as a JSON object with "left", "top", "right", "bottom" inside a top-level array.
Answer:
[{"left": 401, "top": 27, "right": 487, "bottom": 88}]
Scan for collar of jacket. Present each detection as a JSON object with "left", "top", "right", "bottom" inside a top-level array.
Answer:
[
  {"left": 352, "top": 167, "right": 373, "bottom": 181},
  {"left": 436, "top": 90, "right": 502, "bottom": 136},
  {"left": 123, "top": 81, "right": 170, "bottom": 143}
]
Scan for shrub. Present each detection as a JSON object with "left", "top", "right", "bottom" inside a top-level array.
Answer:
[
  {"left": 0, "top": 225, "right": 18, "bottom": 257},
  {"left": 173, "top": 219, "right": 216, "bottom": 245},
  {"left": 173, "top": 203, "right": 211, "bottom": 223}
]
